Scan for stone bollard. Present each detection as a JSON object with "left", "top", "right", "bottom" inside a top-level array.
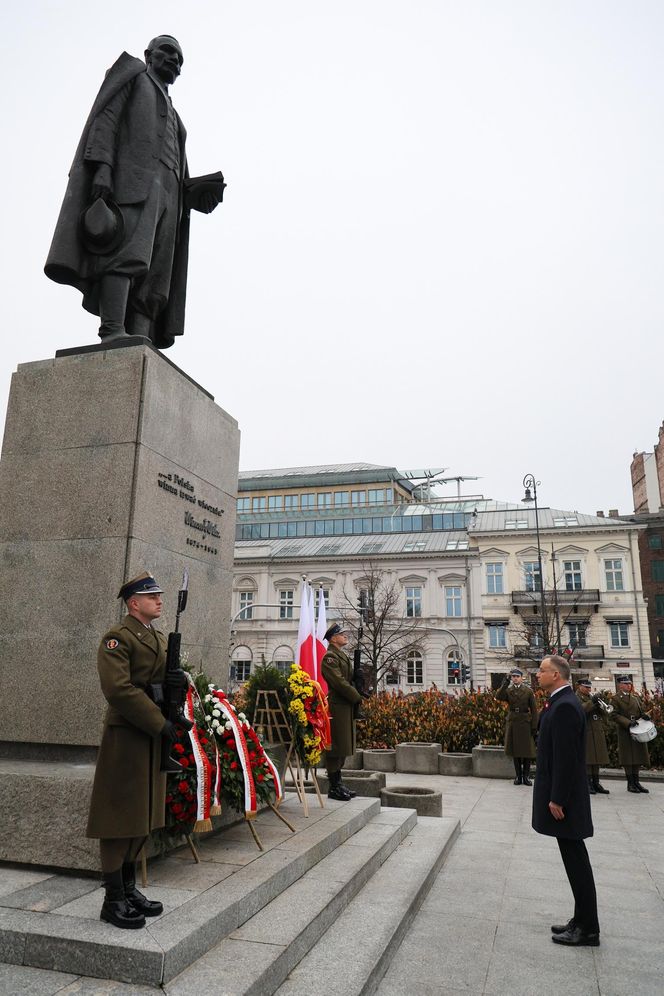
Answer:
[
  {"left": 380, "top": 786, "right": 442, "bottom": 818},
  {"left": 343, "top": 750, "right": 364, "bottom": 770},
  {"left": 439, "top": 752, "right": 473, "bottom": 776},
  {"left": 395, "top": 742, "right": 441, "bottom": 774},
  {"left": 317, "top": 770, "right": 385, "bottom": 798},
  {"left": 471, "top": 745, "right": 514, "bottom": 778},
  {"left": 363, "top": 749, "right": 397, "bottom": 772}
]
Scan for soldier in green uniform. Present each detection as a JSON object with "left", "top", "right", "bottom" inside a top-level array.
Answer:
[
  {"left": 321, "top": 624, "right": 362, "bottom": 801},
  {"left": 611, "top": 675, "right": 651, "bottom": 794},
  {"left": 87, "top": 572, "right": 187, "bottom": 928},
  {"left": 495, "top": 668, "right": 538, "bottom": 785},
  {"left": 575, "top": 679, "right": 610, "bottom": 795}
]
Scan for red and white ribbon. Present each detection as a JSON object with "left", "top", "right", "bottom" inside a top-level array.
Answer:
[
  {"left": 184, "top": 685, "right": 213, "bottom": 831},
  {"left": 212, "top": 690, "right": 257, "bottom": 818}
]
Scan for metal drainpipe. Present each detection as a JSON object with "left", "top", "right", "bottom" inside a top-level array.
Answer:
[
  {"left": 627, "top": 529, "right": 647, "bottom": 686},
  {"left": 465, "top": 554, "right": 474, "bottom": 689}
]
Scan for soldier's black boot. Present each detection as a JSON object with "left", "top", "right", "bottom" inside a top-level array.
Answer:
[
  {"left": 328, "top": 770, "right": 351, "bottom": 801},
  {"left": 339, "top": 774, "right": 356, "bottom": 798},
  {"left": 626, "top": 772, "right": 639, "bottom": 793},
  {"left": 634, "top": 769, "right": 650, "bottom": 793},
  {"left": 587, "top": 774, "right": 596, "bottom": 795},
  {"left": 522, "top": 760, "right": 532, "bottom": 787},
  {"left": 593, "top": 776, "right": 610, "bottom": 794},
  {"left": 122, "top": 862, "right": 163, "bottom": 917},
  {"left": 100, "top": 869, "right": 146, "bottom": 929},
  {"left": 513, "top": 759, "right": 522, "bottom": 785}
]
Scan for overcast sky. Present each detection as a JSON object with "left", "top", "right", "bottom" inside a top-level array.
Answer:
[{"left": 3, "top": 1, "right": 663, "bottom": 515}]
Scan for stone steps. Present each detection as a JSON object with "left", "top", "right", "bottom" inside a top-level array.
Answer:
[
  {"left": 275, "top": 817, "right": 459, "bottom": 996},
  {"left": 165, "top": 811, "right": 459, "bottom": 996},
  {"left": 0, "top": 797, "right": 381, "bottom": 988}
]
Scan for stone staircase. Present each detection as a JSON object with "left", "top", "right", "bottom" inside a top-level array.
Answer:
[{"left": 0, "top": 796, "right": 459, "bottom": 992}]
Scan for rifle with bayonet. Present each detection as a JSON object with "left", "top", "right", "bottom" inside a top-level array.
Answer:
[{"left": 160, "top": 569, "right": 193, "bottom": 773}]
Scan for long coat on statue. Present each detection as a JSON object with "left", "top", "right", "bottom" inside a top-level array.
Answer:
[
  {"left": 45, "top": 52, "right": 190, "bottom": 348},
  {"left": 321, "top": 644, "right": 362, "bottom": 760},
  {"left": 532, "top": 685, "right": 593, "bottom": 840},
  {"left": 611, "top": 691, "right": 650, "bottom": 766},
  {"left": 495, "top": 682, "right": 538, "bottom": 758},
  {"left": 86, "top": 614, "right": 168, "bottom": 839}
]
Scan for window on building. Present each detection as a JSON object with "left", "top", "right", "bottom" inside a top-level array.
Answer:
[
  {"left": 652, "top": 561, "right": 664, "bottom": 582},
  {"left": 523, "top": 562, "right": 542, "bottom": 592},
  {"left": 351, "top": 490, "right": 366, "bottom": 506},
  {"left": 567, "top": 622, "right": 588, "bottom": 648},
  {"left": 284, "top": 494, "right": 298, "bottom": 510},
  {"left": 368, "top": 488, "right": 391, "bottom": 504},
  {"left": 317, "top": 492, "right": 332, "bottom": 509},
  {"left": 605, "top": 559, "right": 624, "bottom": 591},
  {"left": 553, "top": 517, "right": 578, "bottom": 527},
  {"left": 334, "top": 492, "right": 349, "bottom": 507},
  {"left": 300, "top": 494, "right": 315, "bottom": 509},
  {"left": 406, "top": 651, "right": 423, "bottom": 685},
  {"left": 488, "top": 624, "right": 507, "bottom": 648},
  {"left": 268, "top": 495, "right": 283, "bottom": 512},
  {"left": 527, "top": 622, "right": 545, "bottom": 648},
  {"left": 403, "top": 540, "right": 427, "bottom": 552},
  {"left": 447, "top": 650, "right": 463, "bottom": 685},
  {"left": 314, "top": 588, "right": 330, "bottom": 613},
  {"left": 505, "top": 520, "right": 528, "bottom": 529},
  {"left": 445, "top": 586, "right": 462, "bottom": 617},
  {"left": 486, "top": 563, "right": 504, "bottom": 594},
  {"left": 252, "top": 496, "right": 266, "bottom": 512},
  {"left": 563, "top": 560, "right": 582, "bottom": 591},
  {"left": 657, "top": 629, "right": 664, "bottom": 651},
  {"left": 231, "top": 659, "right": 251, "bottom": 683},
  {"left": 385, "top": 668, "right": 400, "bottom": 685},
  {"left": 608, "top": 621, "right": 630, "bottom": 648},
  {"left": 648, "top": 534, "right": 662, "bottom": 550},
  {"left": 446, "top": 539, "right": 469, "bottom": 550},
  {"left": 405, "top": 586, "right": 422, "bottom": 617},
  {"left": 238, "top": 591, "right": 254, "bottom": 620},
  {"left": 655, "top": 595, "right": 664, "bottom": 617},
  {"left": 279, "top": 589, "right": 294, "bottom": 619},
  {"left": 237, "top": 497, "right": 250, "bottom": 512}
]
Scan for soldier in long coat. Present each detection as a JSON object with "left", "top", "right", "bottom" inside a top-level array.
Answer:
[
  {"left": 87, "top": 572, "right": 185, "bottom": 928},
  {"left": 321, "top": 624, "right": 362, "bottom": 801},
  {"left": 610, "top": 675, "right": 651, "bottom": 793},
  {"left": 495, "top": 668, "right": 538, "bottom": 785},
  {"left": 575, "top": 679, "right": 610, "bottom": 795}
]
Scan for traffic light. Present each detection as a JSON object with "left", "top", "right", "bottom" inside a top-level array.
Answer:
[
  {"left": 358, "top": 591, "right": 368, "bottom": 624},
  {"left": 462, "top": 664, "right": 470, "bottom": 683}
]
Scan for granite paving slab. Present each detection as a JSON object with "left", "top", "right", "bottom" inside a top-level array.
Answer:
[{"left": 0, "top": 876, "right": 97, "bottom": 912}]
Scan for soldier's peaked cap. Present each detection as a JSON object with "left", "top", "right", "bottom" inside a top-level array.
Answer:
[
  {"left": 577, "top": 679, "right": 592, "bottom": 687},
  {"left": 324, "top": 623, "right": 350, "bottom": 641},
  {"left": 616, "top": 675, "right": 633, "bottom": 684},
  {"left": 118, "top": 571, "right": 164, "bottom": 600},
  {"left": 509, "top": 668, "right": 524, "bottom": 676}
]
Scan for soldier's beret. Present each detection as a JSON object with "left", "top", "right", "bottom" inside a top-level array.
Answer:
[
  {"left": 324, "top": 623, "right": 350, "bottom": 641},
  {"left": 509, "top": 668, "right": 524, "bottom": 677},
  {"left": 118, "top": 571, "right": 164, "bottom": 600}
]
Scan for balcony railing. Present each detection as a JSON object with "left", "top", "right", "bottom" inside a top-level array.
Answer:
[
  {"left": 513, "top": 644, "right": 605, "bottom": 661},
  {"left": 572, "top": 645, "right": 604, "bottom": 660},
  {"left": 511, "top": 589, "right": 600, "bottom": 607}
]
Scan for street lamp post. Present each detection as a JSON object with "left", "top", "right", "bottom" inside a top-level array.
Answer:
[{"left": 522, "top": 474, "right": 549, "bottom": 655}]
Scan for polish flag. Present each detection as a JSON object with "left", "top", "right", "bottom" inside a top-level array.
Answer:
[
  {"left": 296, "top": 580, "right": 316, "bottom": 681},
  {"left": 315, "top": 587, "right": 329, "bottom": 694}
]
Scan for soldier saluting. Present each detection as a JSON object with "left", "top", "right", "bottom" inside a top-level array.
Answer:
[
  {"left": 86, "top": 572, "right": 187, "bottom": 928},
  {"left": 575, "top": 679, "right": 610, "bottom": 795},
  {"left": 495, "top": 668, "right": 538, "bottom": 785}
]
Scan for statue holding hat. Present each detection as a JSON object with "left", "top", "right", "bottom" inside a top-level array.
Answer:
[
  {"left": 86, "top": 570, "right": 186, "bottom": 929},
  {"left": 45, "top": 35, "right": 225, "bottom": 348},
  {"left": 495, "top": 668, "right": 538, "bottom": 785}
]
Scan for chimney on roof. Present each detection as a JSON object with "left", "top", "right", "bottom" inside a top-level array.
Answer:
[
  {"left": 608, "top": 509, "right": 619, "bottom": 518},
  {"left": 596, "top": 511, "right": 604, "bottom": 517}
]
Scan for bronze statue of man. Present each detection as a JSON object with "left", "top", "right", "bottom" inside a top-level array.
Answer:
[{"left": 45, "top": 35, "right": 225, "bottom": 349}]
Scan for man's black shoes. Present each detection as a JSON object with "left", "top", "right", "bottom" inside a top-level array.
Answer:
[
  {"left": 552, "top": 926, "right": 600, "bottom": 947},
  {"left": 551, "top": 919, "right": 575, "bottom": 935}
]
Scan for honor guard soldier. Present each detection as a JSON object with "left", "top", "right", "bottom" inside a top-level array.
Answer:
[
  {"left": 321, "top": 624, "right": 362, "bottom": 801},
  {"left": 496, "top": 668, "right": 538, "bottom": 785},
  {"left": 86, "top": 572, "right": 188, "bottom": 928},
  {"left": 575, "top": 679, "right": 610, "bottom": 795},
  {"left": 611, "top": 675, "right": 651, "bottom": 793}
]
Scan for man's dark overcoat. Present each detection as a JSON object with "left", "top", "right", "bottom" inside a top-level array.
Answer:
[
  {"left": 87, "top": 614, "right": 168, "bottom": 839},
  {"left": 321, "top": 643, "right": 362, "bottom": 760},
  {"left": 576, "top": 691, "right": 610, "bottom": 766},
  {"left": 611, "top": 690, "right": 650, "bottom": 766},
  {"left": 532, "top": 685, "right": 593, "bottom": 840},
  {"left": 45, "top": 53, "right": 190, "bottom": 348},
  {"left": 495, "top": 682, "right": 538, "bottom": 758}
]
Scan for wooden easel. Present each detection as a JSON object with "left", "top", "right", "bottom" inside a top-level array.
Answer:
[{"left": 253, "top": 689, "right": 325, "bottom": 816}]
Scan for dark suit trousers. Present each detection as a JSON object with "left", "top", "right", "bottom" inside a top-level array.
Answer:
[{"left": 557, "top": 838, "right": 599, "bottom": 934}]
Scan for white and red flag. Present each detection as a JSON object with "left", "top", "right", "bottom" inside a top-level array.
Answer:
[
  {"left": 296, "top": 580, "right": 316, "bottom": 681},
  {"left": 315, "top": 586, "right": 329, "bottom": 693}
]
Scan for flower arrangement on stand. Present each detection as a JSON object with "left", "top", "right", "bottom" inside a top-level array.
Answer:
[{"left": 286, "top": 663, "right": 331, "bottom": 769}]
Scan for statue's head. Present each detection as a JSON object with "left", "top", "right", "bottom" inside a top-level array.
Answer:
[{"left": 145, "top": 35, "right": 183, "bottom": 85}]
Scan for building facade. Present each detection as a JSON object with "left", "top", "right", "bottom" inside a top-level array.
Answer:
[
  {"left": 630, "top": 423, "right": 664, "bottom": 672},
  {"left": 232, "top": 464, "right": 656, "bottom": 692}
]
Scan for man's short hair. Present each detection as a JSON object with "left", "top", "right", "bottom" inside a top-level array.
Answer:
[
  {"left": 544, "top": 654, "right": 571, "bottom": 680},
  {"left": 145, "top": 35, "right": 183, "bottom": 61}
]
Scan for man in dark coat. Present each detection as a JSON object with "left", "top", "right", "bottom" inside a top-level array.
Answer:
[
  {"left": 321, "top": 624, "right": 362, "bottom": 801},
  {"left": 575, "top": 679, "right": 610, "bottom": 795},
  {"left": 87, "top": 571, "right": 186, "bottom": 928},
  {"left": 611, "top": 675, "right": 651, "bottom": 793},
  {"left": 45, "top": 35, "right": 222, "bottom": 348},
  {"left": 532, "top": 655, "right": 599, "bottom": 947},
  {"left": 495, "top": 668, "right": 538, "bottom": 785}
]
